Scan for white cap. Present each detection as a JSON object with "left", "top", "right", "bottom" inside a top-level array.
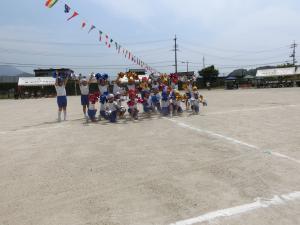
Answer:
[{"left": 108, "top": 94, "right": 114, "bottom": 99}]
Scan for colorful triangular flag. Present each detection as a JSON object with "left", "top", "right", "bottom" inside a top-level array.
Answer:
[
  {"left": 45, "top": 0, "right": 58, "bottom": 8},
  {"left": 64, "top": 4, "right": 71, "bottom": 13},
  {"left": 67, "top": 11, "right": 79, "bottom": 21},
  {"left": 99, "top": 30, "right": 103, "bottom": 42},
  {"left": 88, "top": 25, "right": 96, "bottom": 33}
]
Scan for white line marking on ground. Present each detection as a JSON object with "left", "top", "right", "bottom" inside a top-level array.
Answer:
[
  {"left": 166, "top": 118, "right": 300, "bottom": 165},
  {"left": 169, "top": 191, "right": 300, "bottom": 225},
  {"left": 206, "top": 104, "right": 298, "bottom": 116}
]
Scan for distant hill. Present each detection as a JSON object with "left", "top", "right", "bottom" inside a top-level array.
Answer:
[{"left": 0, "top": 65, "right": 33, "bottom": 76}]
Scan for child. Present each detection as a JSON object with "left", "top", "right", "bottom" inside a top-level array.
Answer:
[
  {"left": 54, "top": 75, "right": 68, "bottom": 122},
  {"left": 169, "top": 89, "right": 177, "bottom": 116},
  {"left": 87, "top": 93, "right": 98, "bottom": 122},
  {"left": 96, "top": 73, "right": 109, "bottom": 96},
  {"left": 113, "top": 78, "right": 124, "bottom": 95},
  {"left": 115, "top": 92, "right": 126, "bottom": 119},
  {"left": 127, "top": 77, "right": 136, "bottom": 92},
  {"left": 174, "top": 90, "right": 184, "bottom": 114},
  {"left": 99, "top": 94, "right": 107, "bottom": 120},
  {"left": 142, "top": 90, "right": 152, "bottom": 114},
  {"left": 140, "top": 77, "right": 150, "bottom": 99},
  {"left": 184, "top": 80, "right": 193, "bottom": 110},
  {"left": 150, "top": 87, "right": 161, "bottom": 113},
  {"left": 79, "top": 77, "right": 91, "bottom": 119},
  {"left": 170, "top": 73, "right": 179, "bottom": 90},
  {"left": 170, "top": 90, "right": 183, "bottom": 116},
  {"left": 105, "top": 94, "right": 119, "bottom": 123},
  {"left": 191, "top": 87, "right": 200, "bottom": 114},
  {"left": 127, "top": 90, "right": 139, "bottom": 120},
  {"left": 200, "top": 95, "right": 208, "bottom": 106},
  {"left": 161, "top": 89, "right": 170, "bottom": 116}
]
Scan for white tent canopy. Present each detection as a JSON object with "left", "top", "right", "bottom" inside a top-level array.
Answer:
[
  {"left": 256, "top": 67, "right": 299, "bottom": 77},
  {"left": 18, "top": 77, "right": 55, "bottom": 87}
]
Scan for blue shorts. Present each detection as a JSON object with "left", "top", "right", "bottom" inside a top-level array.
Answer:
[
  {"left": 161, "top": 107, "right": 170, "bottom": 116},
  {"left": 100, "top": 110, "right": 106, "bottom": 118},
  {"left": 57, "top": 96, "right": 67, "bottom": 108},
  {"left": 143, "top": 103, "right": 152, "bottom": 113},
  {"left": 194, "top": 105, "right": 200, "bottom": 113},
  {"left": 108, "top": 110, "right": 117, "bottom": 123},
  {"left": 186, "top": 93, "right": 191, "bottom": 99},
  {"left": 81, "top": 95, "right": 89, "bottom": 106},
  {"left": 88, "top": 109, "right": 97, "bottom": 119}
]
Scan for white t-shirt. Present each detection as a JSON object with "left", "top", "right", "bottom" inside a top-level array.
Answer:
[
  {"left": 89, "top": 104, "right": 96, "bottom": 110},
  {"left": 98, "top": 85, "right": 108, "bottom": 94},
  {"left": 152, "top": 84, "right": 159, "bottom": 90},
  {"left": 113, "top": 84, "right": 122, "bottom": 95},
  {"left": 106, "top": 102, "right": 118, "bottom": 112},
  {"left": 127, "top": 84, "right": 135, "bottom": 91},
  {"left": 100, "top": 103, "right": 106, "bottom": 111},
  {"left": 171, "top": 84, "right": 178, "bottom": 90},
  {"left": 161, "top": 100, "right": 170, "bottom": 108},
  {"left": 80, "top": 84, "right": 89, "bottom": 95},
  {"left": 116, "top": 97, "right": 125, "bottom": 108},
  {"left": 55, "top": 85, "right": 66, "bottom": 97}
]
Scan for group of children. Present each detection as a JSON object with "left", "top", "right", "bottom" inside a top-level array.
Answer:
[{"left": 54, "top": 72, "right": 207, "bottom": 123}]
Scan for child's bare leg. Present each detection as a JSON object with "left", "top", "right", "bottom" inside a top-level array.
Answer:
[
  {"left": 63, "top": 107, "right": 67, "bottom": 121},
  {"left": 83, "top": 105, "right": 87, "bottom": 116},
  {"left": 58, "top": 107, "right": 62, "bottom": 122}
]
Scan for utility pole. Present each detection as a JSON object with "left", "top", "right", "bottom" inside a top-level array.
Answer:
[
  {"left": 174, "top": 35, "right": 178, "bottom": 74},
  {"left": 202, "top": 56, "right": 206, "bottom": 69},
  {"left": 290, "top": 41, "right": 297, "bottom": 66},
  {"left": 181, "top": 61, "right": 190, "bottom": 73}
]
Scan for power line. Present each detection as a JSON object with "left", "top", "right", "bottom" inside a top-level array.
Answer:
[
  {"left": 180, "top": 45, "right": 289, "bottom": 61},
  {"left": 0, "top": 46, "right": 171, "bottom": 58},
  {"left": 0, "top": 60, "right": 174, "bottom": 70},
  {"left": 180, "top": 40, "right": 290, "bottom": 54},
  {"left": 0, "top": 37, "right": 171, "bottom": 47}
]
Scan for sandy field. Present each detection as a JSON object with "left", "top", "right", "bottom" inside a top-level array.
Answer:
[{"left": 0, "top": 88, "right": 300, "bottom": 225}]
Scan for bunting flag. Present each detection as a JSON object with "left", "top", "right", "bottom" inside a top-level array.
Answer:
[
  {"left": 64, "top": 4, "right": 71, "bottom": 13},
  {"left": 105, "top": 35, "right": 109, "bottom": 46},
  {"left": 67, "top": 11, "right": 79, "bottom": 21},
  {"left": 88, "top": 25, "right": 96, "bottom": 33},
  {"left": 45, "top": 0, "right": 59, "bottom": 8},
  {"left": 45, "top": 1, "right": 158, "bottom": 73},
  {"left": 99, "top": 30, "right": 103, "bottom": 42}
]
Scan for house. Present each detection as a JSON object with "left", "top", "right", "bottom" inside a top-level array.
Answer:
[{"left": 256, "top": 67, "right": 300, "bottom": 88}]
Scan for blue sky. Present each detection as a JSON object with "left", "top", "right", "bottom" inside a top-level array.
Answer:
[{"left": 0, "top": 0, "right": 299, "bottom": 76}]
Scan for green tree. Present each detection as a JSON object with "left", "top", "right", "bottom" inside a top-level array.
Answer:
[{"left": 198, "top": 65, "right": 219, "bottom": 84}]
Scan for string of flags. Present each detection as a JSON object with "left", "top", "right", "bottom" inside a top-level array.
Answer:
[{"left": 44, "top": 0, "right": 157, "bottom": 74}]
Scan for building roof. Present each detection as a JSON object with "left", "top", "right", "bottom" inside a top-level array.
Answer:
[
  {"left": 256, "top": 67, "right": 299, "bottom": 77},
  {"left": 18, "top": 77, "right": 55, "bottom": 87}
]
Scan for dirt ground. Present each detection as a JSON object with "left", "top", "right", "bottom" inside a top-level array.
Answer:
[{"left": 0, "top": 88, "right": 299, "bottom": 225}]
